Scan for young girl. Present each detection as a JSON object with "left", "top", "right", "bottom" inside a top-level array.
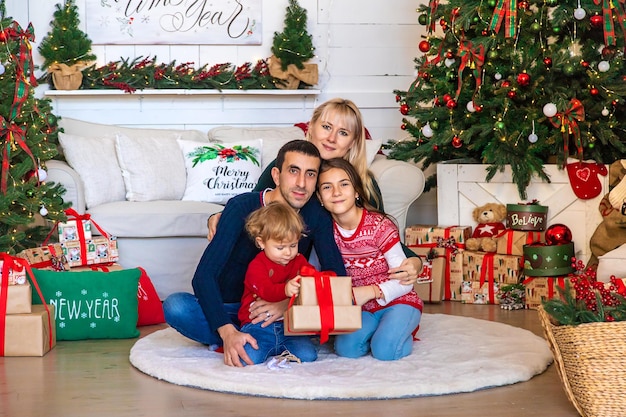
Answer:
[
  {"left": 237, "top": 202, "right": 318, "bottom": 365},
  {"left": 317, "top": 158, "right": 423, "bottom": 361}
]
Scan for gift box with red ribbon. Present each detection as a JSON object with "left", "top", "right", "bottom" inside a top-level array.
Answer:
[
  {"left": 406, "top": 225, "right": 471, "bottom": 301},
  {"left": 284, "top": 266, "right": 361, "bottom": 343},
  {"left": 18, "top": 243, "right": 69, "bottom": 271},
  {"left": 461, "top": 280, "right": 502, "bottom": 304},
  {"left": 1, "top": 253, "right": 56, "bottom": 356},
  {"left": 523, "top": 276, "right": 574, "bottom": 310},
  {"left": 495, "top": 229, "right": 544, "bottom": 256},
  {"left": 48, "top": 209, "right": 118, "bottom": 268},
  {"left": 462, "top": 251, "right": 522, "bottom": 304},
  {"left": 411, "top": 247, "right": 446, "bottom": 303}
]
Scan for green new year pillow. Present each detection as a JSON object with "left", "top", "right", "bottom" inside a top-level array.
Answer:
[{"left": 31, "top": 268, "right": 141, "bottom": 341}]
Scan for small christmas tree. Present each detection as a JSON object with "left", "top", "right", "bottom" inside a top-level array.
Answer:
[
  {"left": 389, "top": 0, "right": 626, "bottom": 198},
  {"left": 38, "top": 0, "right": 96, "bottom": 89},
  {"left": 271, "top": 0, "right": 315, "bottom": 70},
  {"left": 0, "top": 3, "right": 68, "bottom": 254}
]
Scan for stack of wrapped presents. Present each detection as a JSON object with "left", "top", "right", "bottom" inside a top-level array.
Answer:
[
  {"left": 0, "top": 254, "right": 56, "bottom": 356},
  {"left": 406, "top": 202, "right": 578, "bottom": 307}
]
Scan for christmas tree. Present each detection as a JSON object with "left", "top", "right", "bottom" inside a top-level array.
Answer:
[
  {"left": 37, "top": 0, "right": 96, "bottom": 71},
  {"left": 389, "top": 0, "right": 626, "bottom": 198},
  {"left": 271, "top": 0, "right": 315, "bottom": 70},
  {"left": 0, "top": 3, "right": 68, "bottom": 254}
]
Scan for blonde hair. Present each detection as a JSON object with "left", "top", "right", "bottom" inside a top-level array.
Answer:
[
  {"left": 306, "top": 98, "right": 379, "bottom": 208},
  {"left": 245, "top": 202, "right": 306, "bottom": 246}
]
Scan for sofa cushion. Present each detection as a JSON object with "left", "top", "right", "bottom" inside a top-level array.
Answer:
[
  {"left": 58, "top": 132, "right": 127, "bottom": 208},
  {"left": 115, "top": 134, "right": 187, "bottom": 201},
  {"left": 178, "top": 139, "right": 263, "bottom": 204},
  {"left": 207, "top": 126, "right": 382, "bottom": 167},
  {"left": 87, "top": 200, "right": 222, "bottom": 238}
]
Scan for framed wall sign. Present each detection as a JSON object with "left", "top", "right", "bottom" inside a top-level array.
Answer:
[{"left": 85, "top": 0, "right": 262, "bottom": 45}]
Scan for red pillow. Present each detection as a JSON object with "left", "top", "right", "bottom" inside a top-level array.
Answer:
[{"left": 136, "top": 267, "right": 165, "bottom": 326}]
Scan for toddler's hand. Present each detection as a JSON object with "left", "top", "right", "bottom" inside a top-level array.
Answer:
[{"left": 285, "top": 276, "right": 301, "bottom": 297}]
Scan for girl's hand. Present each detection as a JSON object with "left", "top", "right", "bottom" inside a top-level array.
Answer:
[
  {"left": 388, "top": 257, "right": 423, "bottom": 285},
  {"left": 285, "top": 276, "right": 301, "bottom": 297},
  {"left": 352, "top": 285, "right": 379, "bottom": 306},
  {"left": 207, "top": 212, "right": 222, "bottom": 242}
]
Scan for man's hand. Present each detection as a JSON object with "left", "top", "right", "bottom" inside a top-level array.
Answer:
[
  {"left": 249, "top": 298, "right": 289, "bottom": 327},
  {"left": 206, "top": 212, "right": 222, "bottom": 242},
  {"left": 388, "top": 257, "right": 423, "bottom": 285},
  {"left": 217, "top": 324, "right": 256, "bottom": 367}
]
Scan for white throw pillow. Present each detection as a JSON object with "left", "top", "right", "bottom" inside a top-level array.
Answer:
[
  {"left": 58, "top": 132, "right": 126, "bottom": 208},
  {"left": 597, "top": 243, "right": 626, "bottom": 283},
  {"left": 115, "top": 134, "right": 187, "bottom": 201},
  {"left": 178, "top": 139, "right": 263, "bottom": 204},
  {"left": 365, "top": 139, "right": 383, "bottom": 166}
]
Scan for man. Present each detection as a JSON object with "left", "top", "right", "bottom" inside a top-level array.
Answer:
[{"left": 163, "top": 140, "right": 346, "bottom": 367}]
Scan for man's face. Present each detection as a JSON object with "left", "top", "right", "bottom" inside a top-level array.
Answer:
[{"left": 272, "top": 151, "right": 320, "bottom": 210}]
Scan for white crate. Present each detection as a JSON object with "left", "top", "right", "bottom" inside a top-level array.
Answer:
[{"left": 437, "top": 164, "right": 608, "bottom": 263}]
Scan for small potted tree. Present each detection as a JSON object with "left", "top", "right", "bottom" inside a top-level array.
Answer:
[
  {"left": 38, "top": 0, "right": 96, "bottom": 90},
  {"left": 269, "top": 0, "right": 318, "bottom": 89}
]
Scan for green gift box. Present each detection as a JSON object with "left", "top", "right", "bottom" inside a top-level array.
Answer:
[
  {"left": 506, "top": 203, "right": 548, "bottom": 231},
  {"left": 523, "top": 242, "right": 575, "bottom": 277}
]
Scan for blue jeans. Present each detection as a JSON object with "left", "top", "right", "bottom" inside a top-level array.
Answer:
[
  {"left": 240, "top": 321, "right": 318, "bottom": 365},
  {"left": 334, "top": 304, "right": 422, "bottom": 361},
  {"left": 162, "top": 292, "right": 240, "bottom": 346}
]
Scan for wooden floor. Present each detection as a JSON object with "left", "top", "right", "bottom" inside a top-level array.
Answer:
[{"left": 0, "top": 302, "right": 579, "bottom": 417}]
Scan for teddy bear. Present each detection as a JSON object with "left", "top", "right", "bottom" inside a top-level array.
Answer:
[{"left": 465, "top": 203, "right": 507, "bottom": 252}]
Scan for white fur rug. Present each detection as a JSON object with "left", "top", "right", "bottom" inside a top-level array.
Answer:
[{"left": 129, "top": 313, "right": 553, "bottom": 400}]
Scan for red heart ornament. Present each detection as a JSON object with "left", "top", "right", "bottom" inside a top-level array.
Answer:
[{"left": 576, "top": 167, "right": 590, "bottom": 181}]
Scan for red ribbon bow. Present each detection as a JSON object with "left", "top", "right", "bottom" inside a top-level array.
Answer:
[
  {"left": 0, "top": 116, "right": 37, "bottom": 194},
  {"left": 456, "top": 41, "right": 485, "bottom": 100},
  {"left": 549, "top": 98, "right": 585, "bottom": 161},
  {"left": 298, "top": 265, "right": 337, "bottom": 344}
]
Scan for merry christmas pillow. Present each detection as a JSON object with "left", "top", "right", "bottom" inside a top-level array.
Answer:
[
  {"left": 31, "top": 268, "right": 141, "bottom": 340},
  {"left": 178, "top": 139, "right": 262, "bottom": 204}
]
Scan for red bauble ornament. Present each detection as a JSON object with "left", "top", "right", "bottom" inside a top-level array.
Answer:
[
  {"left": 452, "top": 7, "right": 461, "bottom": 17},
  {"left": 395, "top": 95, "right": 401, "bottom": 102},
  {"left": 516, "top": 72, "right": 531, "bottom": 86},
  {"left": 446, "top": 50, "right": 454, "bottom": 59},
  {"left": 590, "top": 15, "right": 603, "bottom": 28},
  {"left": 400, "top": 103, "right": 410, "bottom": 115},
  {"left": 507, "top": 90, "right": 517, "bottom": 99},
  {"left": 446, "top": 99, "right": 458, "bottom": 109},
  {"left": 401, "top": 123, "right": 407, "bottom": 130},
  {"left": 474, "top": 104, "right": 484, "bottom": 113},
  {"left": 0, "top": 30, "right": 6, "bottom": 42},
  {"left": 545, "top": 224, "right": 573, "bottom": 245},
  {"left": 421, "top": 71, "right": 431, "bottom": 81},
  {"left": 602, "top": 45, "right": 616, "bottom": 59},
  {"left": 543, "top": 57, "right": 553, "bottom": 67},
  {"left": 451, "top": 135, "right": 462, "bottom": 148},
  {"left": 581, "top": 61, "right": 590, "bottom": 68},
  {"left": 433, "top": 145, "right": 439, "bottom": 151},
  {"left": 433, "top": 96, "right": 441, "bottom": 106},
  {"left": 419, "top": 40, "right": 431, "bottom": 53},
  {"left": 482, "top": 29, "right": 489, "bottom": 36},
  {"left": 443, "top": 93, "right": 452, "bottom": 103},
  {"left": 518, "top": 0, "right": 529, "bottom": 10},
  {"left": 613, "top": 99, "right": 619, "bottom": 106},
  {"left": 440, "top": 19, "right": 448, "bottom": 29},
  {"left": 590, "top": 87, "right": 599, "bottom": 96},
  {"left": 501, "top": 80, "right": 511, "bottom": 88}
]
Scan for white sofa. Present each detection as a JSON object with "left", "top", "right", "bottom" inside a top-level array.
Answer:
[{"left": 47, "top": 117, "right": 425, "bottom": 299}]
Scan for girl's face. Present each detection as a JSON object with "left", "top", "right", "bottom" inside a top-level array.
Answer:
[
  {"left": 257, "top": 236, "right": 299, "bottom": 266},
  {"left": 308, "top": 112, "right": 356, "bottom": 160},
  {"left": 317, "top": 167, "right": 359, "bottom": 217}
]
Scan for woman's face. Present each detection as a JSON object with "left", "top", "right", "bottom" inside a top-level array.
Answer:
[{"left": 309, "top": 112, "right": 356, "bottom": 160}]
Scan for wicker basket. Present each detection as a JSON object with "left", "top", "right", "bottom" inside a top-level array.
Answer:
[{"left": 538, "top": 306, "right": 626, "bottom": 417}]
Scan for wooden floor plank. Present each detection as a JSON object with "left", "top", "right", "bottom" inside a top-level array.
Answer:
[{"left": 0, "top": 302, "right": 579, "bottom": 417}]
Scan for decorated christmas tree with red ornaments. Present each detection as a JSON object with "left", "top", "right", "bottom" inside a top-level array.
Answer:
[
  {"left": 389, "top": 0, "right": 626, "bottom": 198},
  {"left": 0, "top": 2, "right": 68, "bottom": 253}
]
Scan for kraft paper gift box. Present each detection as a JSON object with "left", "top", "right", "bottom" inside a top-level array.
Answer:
[
  {"left": 2, "top": 304, "right": 56, "bottom": 357},
  {"left": 461, "top": 280, "right": 502, "bottom": 304},
  {"left": 405, "top": 225, "right": 472, "bottom": 247},
  {"left": 495, "top": 229, "right": 544, "bottom": 256},
  {"left": 408, "top": 241, "right": 465, "bottom": 302},
  {"left": 410, "top": 247, "right": 446, "bottom": 303},
  {"left": 62, "top": 236, "right": 119, "bottom": 267},
  {"left": 462, "top": 251, "right": 522, "bottom": 286},
  {"left": 284, "top": 275, "right": 361, "bottom": 340},
  {"left": 0, "top": 259, "right": 27, "bottom": 285},
  {"left": 18, "top": 243, "right": 69, "bottom": 271},
  {"left": 523, "top": 276, "right": 573, "bottom": 310},
  {"left": 5, "top": 283, "right": 32, "bottom": 314}
]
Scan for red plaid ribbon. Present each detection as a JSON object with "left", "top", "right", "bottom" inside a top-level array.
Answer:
[
  {"left": 456, "top": 41, "right": 485, "bottom": 100},
  {"left": 0, "top": 116, "right": 37, "bottom": 194},
  {"left": 427, "top": 0, "right": 439, "bottom": 33},
  {"left": 593, "top": 0, "right": 626, "bottom": 46},
  {"left": 489, "top": 0, "right": 518, "bottom": 37},
  {"left": 0, "top": 253, "right": 54, "bottom": 356},
  {"left": 549, "top": 98, "right": 585, "bottom": 161}
]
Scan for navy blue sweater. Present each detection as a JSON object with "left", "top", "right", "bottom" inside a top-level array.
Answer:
[{"left": 192, "top": 191, "right": 347, "bottom": 332}]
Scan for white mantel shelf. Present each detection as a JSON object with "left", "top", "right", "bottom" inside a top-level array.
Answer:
[{"left": 44, "top": 89, "right": 321, "bottom": 97}]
